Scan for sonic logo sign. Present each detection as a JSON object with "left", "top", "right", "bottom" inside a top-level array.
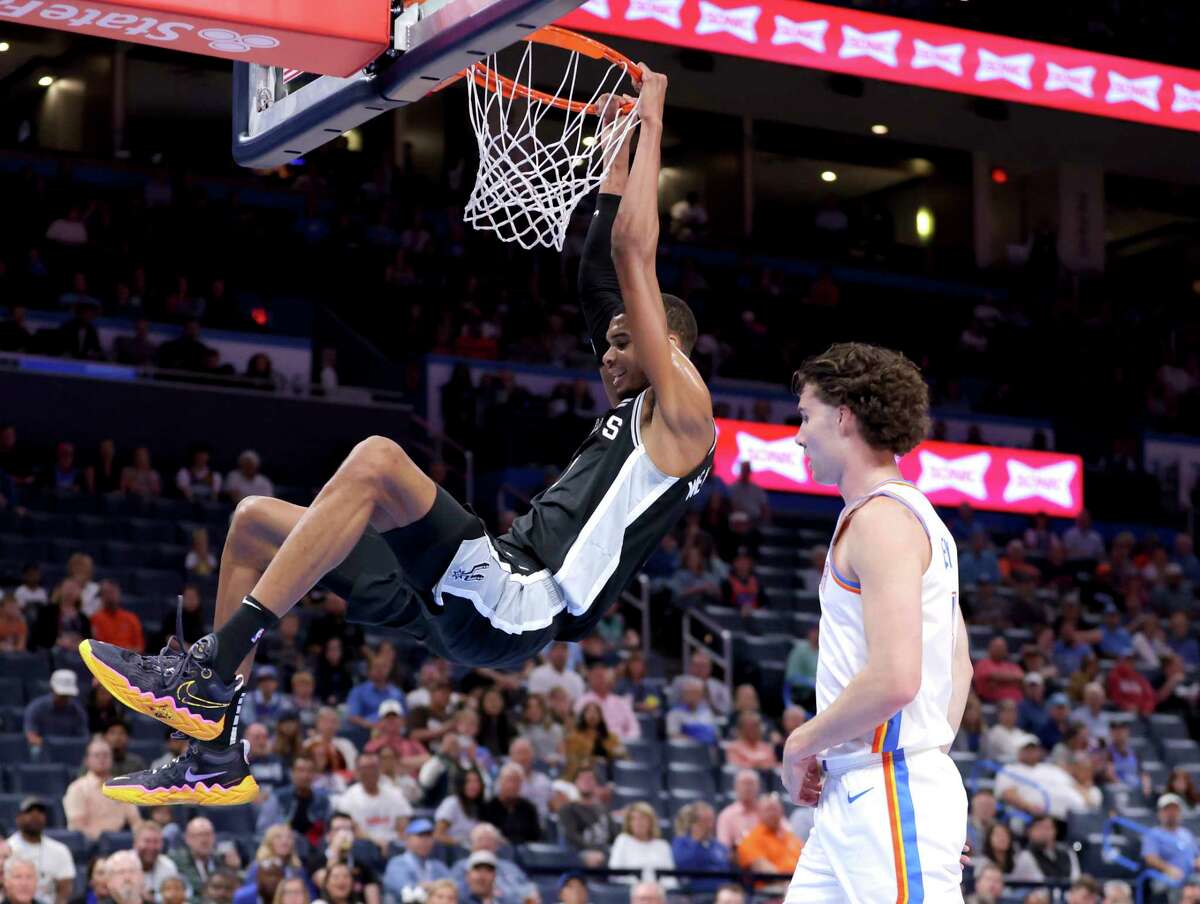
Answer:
[{"left": 712, "top": 418, "right": 1083, "bottom": 516}]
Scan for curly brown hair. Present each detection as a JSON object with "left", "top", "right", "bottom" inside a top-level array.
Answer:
[{"left": 791, "top": 342, "right": 930, "bottom": 455}]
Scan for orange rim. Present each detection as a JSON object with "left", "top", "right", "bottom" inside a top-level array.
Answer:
[{"left": 454, "top": 26, "right": 641, "bottom": 114}]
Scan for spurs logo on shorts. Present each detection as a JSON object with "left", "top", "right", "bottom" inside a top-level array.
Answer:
[{"left": 451, "top": 563, "right": 490, "bottom": 582}]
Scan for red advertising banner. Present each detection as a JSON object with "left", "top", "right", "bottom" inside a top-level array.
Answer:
[
  {"left": 0, "top": 0, "right": 389, "bottom": 76},
  {"left": 559, "top": 0, "right": 1200, "bottom": 133},
  {"left": 714, "top": 417, "right": 1084, "bottom": 516}
]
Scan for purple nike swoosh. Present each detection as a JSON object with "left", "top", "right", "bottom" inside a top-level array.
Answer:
[{"left": 184, "top": 768, "right": 226, "bottom": 783}]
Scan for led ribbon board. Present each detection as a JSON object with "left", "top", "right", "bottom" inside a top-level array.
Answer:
[
  {"left": 715, "top": 418, "right": 1084, "bottom": 516},
  {"left": 560, "top": 0, "right": 1200, "bottom": 132}
]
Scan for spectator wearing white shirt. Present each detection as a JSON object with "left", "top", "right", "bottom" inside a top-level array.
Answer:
[
  {"left": 133, "top": 823, "right": 179, "bottom": 903},
  {"left": 45, "top": 207, "right": 88, "bottom": 245},
  {"left": 12, "top": 564, "right": 47, "bottom": 611},
  {"left": 184, "top": 528, "right": 217, "bottom": 577},
  {"left": 995, "top": 740, "right": 1100, "bottom": 821},
  {"left": 982, "top": 700, "right": 1030, "bottom": 764},
  {"left": 6, "top": 797, "right": 75, "bottom": 904},
  {"left": 224, "top": 450, "right": 274, "bottom": 504},
  {"left": 334, "top": 753, "right": 412, "bottom": 852},
  {"left": 1071, "top": 682, "right": 1112, "bottom": 745},
  {"left": 506, "top": 738, "right": 553, "bottom": 819},
  {"left": 669, "top": 652, "right": 730, "bottom": 717},
  {"left": 727, "top": 462, "right": 770, "bottom": 524},
  {"left": 528, "top": 644, "right": 584, "bottom": 704},
  {"left": 176, "top": 446, "right": 221, "bottom": 502},
  {"left": 608, "top": 803, "right": 676, "bottom": 888},
  {"left": 574, "top": 664, "right": 640, "bottom": 742},
  {"left": 1062, "top": 510, "right": 1105, "bottom": 562}
]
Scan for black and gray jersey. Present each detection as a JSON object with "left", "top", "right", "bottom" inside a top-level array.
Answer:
[{"left": 498, "top": 388, "right": 715, "bottom": 640}]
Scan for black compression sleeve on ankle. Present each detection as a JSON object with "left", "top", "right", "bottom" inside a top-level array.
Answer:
[
  {"left": 211, "top": 685, "right": 249, "bottom": 748},
  {"left": 212, "top": 595, "right": 278, "bottom": 681}
]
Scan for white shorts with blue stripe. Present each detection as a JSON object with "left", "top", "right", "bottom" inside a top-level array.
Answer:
[{"left": 784, "top": 748, "right": 967, "bottom": 904}]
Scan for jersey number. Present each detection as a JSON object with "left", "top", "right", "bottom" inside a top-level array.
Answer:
[{"left": 601, "top": 415, "right": 622, "bottom": 440}]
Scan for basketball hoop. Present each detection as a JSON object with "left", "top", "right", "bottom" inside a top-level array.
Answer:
[{"left": 460, "top": 27, "right": 643, "bottom": 251}]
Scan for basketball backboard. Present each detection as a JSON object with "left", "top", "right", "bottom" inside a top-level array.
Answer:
[{"left": 232, "top": 0, "right": 586, "bottom": 168}]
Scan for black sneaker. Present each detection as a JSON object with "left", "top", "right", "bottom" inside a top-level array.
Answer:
[
  {"left": 79, "top": 632, "right": 240, "bottom": 741},
  {"left": 103, "top": 738, "right": 259, "bottom": 806}
]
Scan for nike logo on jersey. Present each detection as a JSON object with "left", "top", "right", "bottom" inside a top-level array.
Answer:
[
  {"left": 847, "top": 788, "right": 873, "bottom": 805},
  {"left": 176, "top": 681, "right": 228, "bottom": 710},
  {"left": 685, "top": 467, "right": 711, "bottom": 500},
  {"left": 184, "top": 768, "right": 226, "bottom": 783}
]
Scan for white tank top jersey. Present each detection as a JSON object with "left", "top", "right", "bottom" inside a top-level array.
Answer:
[{"left": 816, "top": 479, "right": 961, "bottom": 764}]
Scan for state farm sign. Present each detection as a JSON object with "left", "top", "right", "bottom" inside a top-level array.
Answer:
[
  {"left": 713, "top": 417, "right": 1084, "bottom": 516},
  {"left": 0, "top": 0, "right": 389, "bottom": 77}
]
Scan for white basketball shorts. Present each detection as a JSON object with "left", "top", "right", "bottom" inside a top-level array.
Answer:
[{"left": 785, "top": 748, "right": 967, "bottom": 904}]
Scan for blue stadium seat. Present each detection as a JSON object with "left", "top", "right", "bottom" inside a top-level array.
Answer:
[
  {"left": 736, "top": 635, "right": 792, "bottom": 663},
  {"left": 1149, "top": 714, "right": 1190, "bottom": 742},
  {"left": 104, "top": 541, "right": 144, "bottom": 568},
  {"left": 0, "top": 678, "right": 23, "bottom": 706},
  {"left": 516, "top": 843, "right": 581, "bottom": 870},
  {"left": 667, "top": 764, "right": 716, "bottom": 796},
  {"left": 0, "top": 793, "right": 26, "bottom": 831},
  {"left": 666, "top": 789, "right": 706, "bottom": 818},
  {"left": 1066, "top": 811, "right": 1108, "bottom": 841},
  {"left": 129, "top": 740, "right": 165, "bottom": 765},
  {"left": 131, "top": 716, "right": 169, "bottom": 742},
  {"left": 635, "top": 713, "right": 660, "bottom": 741},
  {"left": 743, "top": 610, "right": 792, "bottom": 637},
  {"left": 612, "top": 786, "right": 657, "bottom": 815},
  {"left": 126, "top": 518, "right": 177, "bottom": 544},
  {"left": 21, "top": 512, "right": 76, "bottom": 539},
  {"left": 0, "top": 535, "right": 47, "bottom": 563},
  {"left": 0, "top": 708, "right": 24, "bottom": 733},
  {"left": 0, "top": 734, "right": 28, "bottom": 764},
  {"left": 50, "top": 538, "right": 100, "bottom": 563},
  {"left": 588, "top": 885, "right": 630, "bottom": 904},
  {"left": 206, "top": 807, "right": 257, "bottom": 835},
  {"left": 1162, "top": 739, "right": 1200, "bottom": 769},
  {"left": 45, "top": 829, "right": 90, "bottom": 864},
  {"left": 11, "top": 764, "right": 71, "bottom": 796},
  {"left": 50, "top": 649, "right": 93, "bottom": 693},
  {"left": 612, "top": 762, "right": 659, "bottom": 794},
  {"left": 132, "top": 568, "right": 183, "bottom": 598},
  {"left": 98, "top": 832, "right": 134, "bottom": 856},
  {"left": 0, "top": 652, "right": 51, "bottom": 681},
  {"left": 24, "top": 680, "right": 51, "bottom": 704},
  {"left": 74, "top": 515, "right": 111, "bottom": 540},
  {"left": 666, "top": 740, "right": 712, "bottom": 768},
  {"left": 154, "top": 543, "right": 188, "bottom": 570},
  {"left": 43, "top": 736, "right": 89, "bottom": 767}
]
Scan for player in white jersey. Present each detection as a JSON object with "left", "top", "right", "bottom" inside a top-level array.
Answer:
[{"left": 780, "top": 342, "right": 974, "bottom": 904}]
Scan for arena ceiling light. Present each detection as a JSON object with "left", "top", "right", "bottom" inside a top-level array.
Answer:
[
  {"left": 0, "top": 42, "right": 10, "bottom": 52},
  {"left": 820, "top": 170, "right": 837, "bottom": 182},
  {"left": 870, "top": 123, "right": 889, "bottom": 135},
  {"left": 37, "top": 75, "right": 54, "bottom": 87}
]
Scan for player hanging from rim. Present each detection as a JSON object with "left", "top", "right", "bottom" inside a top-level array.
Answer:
[
  {"left": 778, "top": 342, "right": 974, "bottom": 903},
  {"left": 80, "top": 65, "right": 717, "bottom": 806}
]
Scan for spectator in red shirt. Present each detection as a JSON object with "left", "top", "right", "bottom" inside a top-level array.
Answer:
[
  {"left": 364, "top": 701, "right": 430, "bottom": 778},
  {"left": 1000, "top": 540, "right": 1042, "bottom": 586},
  {"left": 1107, "top": 653, "right": 1157, "bottom": 716},
  {"left": 89, "top": 581, "right": 144, "bottom": 653},
  {"left": 974, "top": 637, "right": 1025, "bottom": 703}
]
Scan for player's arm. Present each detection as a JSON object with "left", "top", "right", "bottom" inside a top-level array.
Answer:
[
  {"left": 943, "top": 603, "right": 974, "bottom": 750},
  {"left": 781, "top": 501, "right": 925, "bottom": 766},
  {"left": 578, "top": 96, "right": 635, "bottom": 406},
  {"left": 610, "top": 67, "right": 712, "bottom": 442}
]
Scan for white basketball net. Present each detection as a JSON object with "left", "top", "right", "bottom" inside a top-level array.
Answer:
[{"left": 463, "top": 38, "right": 642, "bottom": 251}]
